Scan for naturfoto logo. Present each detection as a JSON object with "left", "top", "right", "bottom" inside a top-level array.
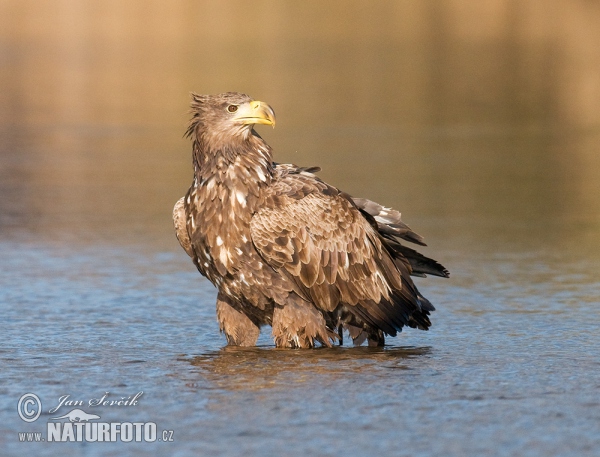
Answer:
[{"left": 17, "top": 392, "right": 174, "bottom": 443}]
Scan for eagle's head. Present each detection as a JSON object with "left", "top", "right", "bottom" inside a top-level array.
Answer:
[{"left": 186, "top": 92, "right": 276, "bottom": 146}]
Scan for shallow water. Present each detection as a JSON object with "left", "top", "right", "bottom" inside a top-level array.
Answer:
[
  {"left": 2, "top": 238, "right": 599, "bottom": 456},
  {"left": 2, "top": 1, "right": 600, "bottom": 456}
]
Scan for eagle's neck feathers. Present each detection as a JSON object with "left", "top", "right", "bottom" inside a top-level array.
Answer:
[{"left": 192, "top": 130, "right": 273, "bottom": 192}]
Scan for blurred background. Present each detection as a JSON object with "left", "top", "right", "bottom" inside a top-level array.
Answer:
[
  {"left": 1, "top": 0, "right": 599, "bottom": 257},
  {"left": 2, "top": 3, "right": 600, "bottom": 456}
]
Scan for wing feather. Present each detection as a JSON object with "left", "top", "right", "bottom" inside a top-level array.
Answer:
[
  {"left": 173, "top": 197, "right": 193, "bottom": 258},
  {"left": 251, "top": 179, "right": 403, "bottom": 318},
  {"left": 249, "top": 169, "right": 436, "bottom": 335}
]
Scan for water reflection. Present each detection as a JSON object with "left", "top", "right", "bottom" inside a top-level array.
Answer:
[{"left": 185, "top": 346, "right": 431, "bottom": 391}]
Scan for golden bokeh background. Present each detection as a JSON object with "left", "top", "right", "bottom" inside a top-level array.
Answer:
[{"left": 1, "top": 0, "right": 599, "bottom": 256}]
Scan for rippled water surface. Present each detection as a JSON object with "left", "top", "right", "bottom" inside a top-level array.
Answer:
[{"left": 2, "top": 1, "right": 600, "bottom": 456}]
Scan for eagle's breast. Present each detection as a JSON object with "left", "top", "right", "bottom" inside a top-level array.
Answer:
[{"left": 186, "top": 152, "right": 275, "bottom": 303}]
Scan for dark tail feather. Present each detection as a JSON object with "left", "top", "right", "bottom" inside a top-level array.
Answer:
[
  {"left": 386, "top": 240, "right": 449, "bottom": 278},
  {"left": 350, "top": 196, "right": 449, "bottom": 279}
]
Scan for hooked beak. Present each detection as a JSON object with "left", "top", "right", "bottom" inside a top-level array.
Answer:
[{"left": 233, "top": 100, "right": 276, "bottom": 127}]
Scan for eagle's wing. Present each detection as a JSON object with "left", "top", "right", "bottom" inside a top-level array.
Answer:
[
  {"left": 250, "top": 172, "right": 429, "bottom": 335},
  {"left": 173, "top": 197, "right": 193, "bottom": 258}
]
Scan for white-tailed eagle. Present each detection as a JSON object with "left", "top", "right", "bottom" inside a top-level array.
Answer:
[{"left": 173, "top": 92, "right": 448, "bottom": 348}]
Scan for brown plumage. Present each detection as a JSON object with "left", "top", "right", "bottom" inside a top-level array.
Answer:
[{"left": 173, "top": 92, "right": 448, "bottom": 348}]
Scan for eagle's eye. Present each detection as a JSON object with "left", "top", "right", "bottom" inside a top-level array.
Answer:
[{"left": 227, "top": 105, "right": 238, "bottom": 113}]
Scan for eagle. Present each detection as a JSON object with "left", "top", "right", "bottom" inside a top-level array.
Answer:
[{"left": 173, "top": 92, "right": 448, "bottom": 348}]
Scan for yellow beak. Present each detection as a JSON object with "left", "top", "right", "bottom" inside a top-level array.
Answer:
[{"left": 234, "top": 100, "right": 276, "bottom": 127}]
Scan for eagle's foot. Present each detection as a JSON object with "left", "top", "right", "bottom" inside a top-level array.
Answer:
[
  {"left": 345, "top": 324, "right": 385, "bottom": 347},
  {"left": 216, "top": 294, "right": 260, "bottom": 347},
  {"left": 272, "top": 298, "right": 337, "bottom": 348}
]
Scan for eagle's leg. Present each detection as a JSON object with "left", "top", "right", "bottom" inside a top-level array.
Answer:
[
  {"left": 346, "top": 325, "right": 368, "bottom": 346},
  {"left": 345, "top": 325, "right": 385, "bottom": 347},
  {"left": 271, "top": 294, "right": 337, "bottom": 348},
  {"left": 216, "top": 293, "right": 260, "bottom": 347},
  {"left": 367, "top": 329, "right": 385, "bottom": 347}
]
